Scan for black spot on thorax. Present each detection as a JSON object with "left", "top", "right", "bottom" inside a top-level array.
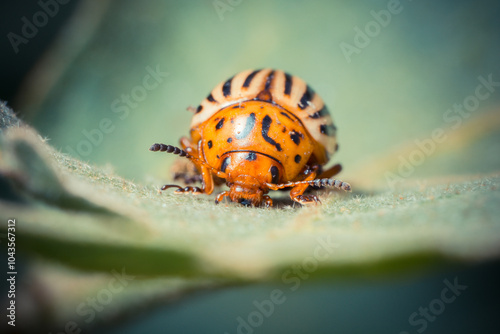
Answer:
[
  {"left": 246, "top": 152, "right": 257, "bottom": 161},
  {"left": 216, "top": 118, "right": 225, "bottom": 130},
  {"left": 289, "top": 130, "right": 302, "bottom": 145},
  {"left": 261, "top": 115, "right": 282, "bottom": 151}
]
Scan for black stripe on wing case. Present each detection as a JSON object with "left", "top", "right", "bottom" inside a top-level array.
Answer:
[
  {"left": 207, "top": 93, "right": 217, "bottom": 103},
  {"left": 222, "top": 77, "right": 233, "bottom": 97},
  {"left": 265, "top": 70, "right": 275, "bottom": 90},
  {"left": 309, "top": 106, "right": 328, "bottom": 119},
  {"left": 284, "top": 73, "right": 293, "bottom": 95},
  {"left": 242, "top": 69, "right": 262, "bottom": 88},
  {"left": 298, "top": 85, "right": 315, "bottom": 110}
]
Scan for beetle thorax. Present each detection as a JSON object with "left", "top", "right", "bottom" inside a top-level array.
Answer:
[{"left": 200, "top": 100, "right": 318, "bottom": 183}]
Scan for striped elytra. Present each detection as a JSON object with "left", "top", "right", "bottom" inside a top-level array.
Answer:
[{"left": 191, "top": 69, "right": 337, "bottom": 159}]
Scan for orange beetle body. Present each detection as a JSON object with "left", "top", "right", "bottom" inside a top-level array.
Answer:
[{"left": 150, "top": 69, "right": 351, "bottom": 206}]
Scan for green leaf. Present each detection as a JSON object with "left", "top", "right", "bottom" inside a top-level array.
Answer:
[{"left": 1, "top": 126, "right": 499, "bottom": 283}]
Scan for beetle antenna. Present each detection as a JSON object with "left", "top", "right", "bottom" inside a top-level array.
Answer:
[
  {"left": 149, "top": 143, "right": 228, "bottom": 179},
  {"left": 149, "top": 143, "right": 189, "bottom": 157},
  {"left": 266, "top": 178, "right": 351, "bottom": 192}
]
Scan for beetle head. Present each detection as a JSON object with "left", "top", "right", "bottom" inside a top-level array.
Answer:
[{"left": 227, "top": 175, "right": 265, "bottom": 206}]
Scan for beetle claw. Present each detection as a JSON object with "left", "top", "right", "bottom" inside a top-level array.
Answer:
[
  {"left": 262, "top": 195, "right": 273, "bottom": 207},
  {"left": 161, "top": 184, "right": 181, "bottom": 191},
  {"left": 293, "top": 195, "right": 321, "bottom": 205},
  {"left": 215, "top": 191, "right": 229, "bottom": 204},
  {"left": 162, "top": 185, "right": 202, "bottom": 195}
]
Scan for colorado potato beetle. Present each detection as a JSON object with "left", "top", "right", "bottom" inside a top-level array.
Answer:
[{"left": 150, "top": 69, "right": 351, "bottom": 206}]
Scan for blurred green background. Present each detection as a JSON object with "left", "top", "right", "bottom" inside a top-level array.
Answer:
[
  {"left": 1, "top": 0, "right": 500, "bottom": 333},
  {"left": 4, "top": 0, "right": 500, "bottom": 182}
]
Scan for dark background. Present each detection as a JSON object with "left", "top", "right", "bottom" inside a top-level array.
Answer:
[{"left": 0, "top": 0, "right": 80, "bottom": 105}]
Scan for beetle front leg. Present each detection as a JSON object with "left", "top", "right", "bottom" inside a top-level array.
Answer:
[
  {"left": 215, "top": 191, "right": 229, "bottom": 204},
  {"left": 200, "top": 166, "right": 214, "bottom": 195},
  {"left": 162, "top": 184, "right": 203, "bottom": 194},
  {"left": 171, "top": 159, "right": 202, "bottom": 185},
  {"left": 317, "top": 163, "right": 342, "bottom": 180},
  {"left": 163, "top": 165, "right": 214, "bottom": 196},
  {"left": 262, "top": 195, "right": 273, "bottom": 207},
  {"left": 289, "top": 165, "right": 321, "bottom": 205},
  {"left": 179, "top": 136, "right": 197, "bottom": 156}
]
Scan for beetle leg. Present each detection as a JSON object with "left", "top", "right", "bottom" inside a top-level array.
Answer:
[
  {"left": 161, "top": 164, "right": 214, "bottom": 196},
  {"left": 175, "top": 137, "right": 226, "bottom": 187},
  {"left": 186, "top": 106, "right": 197, "bottom": 113},
  {"left": 173, "top": 173, "right": 203, "bottom": 185},
  {"left": 317, "top": 164, "right": 342, "bottom": 179},
  {"left": 151, "top": 142, "right": 216, "bottom": 195},
  {"left": 289, "top": 165, "right": 321, "bottom": 205},
  {"left": 161, "top": 184, "right": 203, "bottom": 195},
  {"left": 171, "top": 157, "right": 203, "bottom": 185},
  {"left": 200, "top": 166, "right": 214, "bottom": 195},
  {"left": 215, "top": 191, "right": 229, "bottom": 204},
  {"left": 292, "top": 194, "right": 321, "bottom": 205},
  {"left": 180, "top": 136, "right": 197, "bottom": 156},
  {"left": 262, "top": 195, "right": 273, "bottom": 207}
]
